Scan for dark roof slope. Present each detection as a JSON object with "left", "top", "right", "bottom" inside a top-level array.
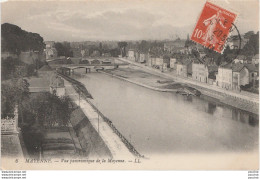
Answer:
[
  {"left": 232, "top": 63, "right": 245, "bottom": 72},
  {"left": 38, "top": 64, "right": 53, "bottom": 71},
  {"left": 232, "top": 63, "right": 257, "bottom": 72}
]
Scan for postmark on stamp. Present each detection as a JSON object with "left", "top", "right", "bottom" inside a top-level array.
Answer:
[{"left": 191, "top": 1, "right": 237, "bottom": 53}]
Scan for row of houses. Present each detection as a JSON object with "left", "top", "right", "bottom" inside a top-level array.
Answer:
[
  {"left": 176, "top": 60, "right": 258, "bottom": 91},
  {"left": 127, "top": 49, "right": 259, "bottom": 91},
  {"left": 216, "top": 63, "right": 258, "bottom": 90},
  {"left": 128, "top": 49, "right": 171, "bottom": 71},
  {"left": 128, "top": 49, "right": 148, "bottom": 63},
  {"left": 174, "top": 59, "right": 258, "bottom": 91}
]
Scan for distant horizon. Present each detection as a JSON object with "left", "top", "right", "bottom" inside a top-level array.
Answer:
[
  {"left": 3, "top": 22, "right": 258, "bottom": 44},
  {"left": 2, "top": 0, "right": 259, "bottom": 42}
]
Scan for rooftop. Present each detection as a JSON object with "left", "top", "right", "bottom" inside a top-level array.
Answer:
[
  {"left": 232, "top": 63, "right": 245, "bottom": 72},
  {"left": 38, "top": 64, "right": 53, "bottom": 71},
  {"left": 27, "top": 77, "right": 50, "bottom": 93},
  {"left": 235, "top": 55, "right": 246, "bottom": 60},
  {"left": 50, "top": 75, "right": 65, "bottom": 88},
  {"left": 178, "top": 58, "right": 192, "bottom": 66},
  {"left": 231, "top": 63, "right": 257, "bottom": 72}
]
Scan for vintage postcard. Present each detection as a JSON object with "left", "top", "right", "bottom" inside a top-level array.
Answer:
[{"left": 1, "top": 0, "right": 259, "bottom": 170}]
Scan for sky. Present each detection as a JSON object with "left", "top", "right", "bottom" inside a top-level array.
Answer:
[{"left": 1, "top": 0, "right": 259, "bottom": 42}]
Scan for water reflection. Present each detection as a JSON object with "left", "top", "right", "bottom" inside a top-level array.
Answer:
[
  {"left": 249, "top": 115, "right": 258, "bottom": 127},
  {"left": 231, "top": 109, "right": 258, "bottom": 127},
  {"left": 184, "top": 94, "right": 258, "bottom": 127},
  {"left": 207, "top": 103, "right": 217, "bottom": 114},
  {"left": 185, "top": 95, "right": 193, "bottom": 102}
]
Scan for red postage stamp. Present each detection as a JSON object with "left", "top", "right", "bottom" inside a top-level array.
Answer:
[{"left": 191, "top": 1, "right": 237, "bottom": 53}]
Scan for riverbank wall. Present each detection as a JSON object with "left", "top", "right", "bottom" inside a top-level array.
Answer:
[
  {"left": 58, "top": 72, "right": 93, "bottom": 99},
  {"left": 101, "top": 70, "right": 259, "bottom": 115},
  {"left": 70, "top": 107, "right": 113, "bottom": 158},
  {"left": 188, "top": 84, "right": 259, "bottom": 115},
  {"left": 85, "top": 96, "right": 144, "bottom": 158},
  {"left": 117, "top": 58, "right": 259, "bottom": 115},
  {"left": 58, "top": 73, "right": 143, "bottom": 158}
]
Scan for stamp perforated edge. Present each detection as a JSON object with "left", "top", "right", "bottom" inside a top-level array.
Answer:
[{"left": 190, "top": 1, "right": 240, "bottom": 54}]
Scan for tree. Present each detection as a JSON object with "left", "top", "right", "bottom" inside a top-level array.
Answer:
[
  {"left": 117, "top": 41, "right": 128, "bottom": 57},
  {"left": 242, "top": 31, "right": 259, "bottom": 56},
  {"left": 138, "top": 40, "right": 149, "bottom": 53},
  {"left": 244, "top": 31, "right": 255, "bottom": 39},
  {"left": 88, "top": 45, "right": 99, "bottom": 56},
  {"left": 1, "top": 57, "right": 19, "bottom": 80},
  {"left": 54, "top": 42, "right": 73, "bottom": 57},
  {"left": 99, "top": 42, "right": 103, "bottom": 51},
  {"left": 22, "top": 123, "right": 44, "bottom": 158},
  {"left": 1, "top": 78, "right": 30, "bottom": 118},
  {"left": 201, "top": 45, "right": 238, "bottom": 65},
  {"left": 1, "top": 56, "right": 41, "bottom": 80},
  {"left": 24, "top": 64, "right": 36, "bottom": 76},
  {"left": 1, "top": 23, "right": 46, "bottom": 80},
  {"left": 21, "top": 94, "right": 71, "bottom": 158},
  {"left": 109, "top": 48, "right": 120, "bottom": 57},
  {"left": 1, "top": 23, "right": 45, "bottom": 54},
  {"left": 22, "top": 92, "right": 71, "bottom": 127}
]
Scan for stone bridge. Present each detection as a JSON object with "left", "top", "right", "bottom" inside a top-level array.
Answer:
[{"left": 55, "top": 63, "right": 128, "bottom": 75}]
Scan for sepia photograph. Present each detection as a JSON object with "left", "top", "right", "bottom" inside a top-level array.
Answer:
[{"left": 1, "top": 0, "right": 259, "bottom": 170}]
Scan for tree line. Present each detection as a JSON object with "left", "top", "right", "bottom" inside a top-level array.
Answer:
[
  {"left": 1, "top": 23, "right": 45, "bottom": 54},
  {"left": 1, "top": 23, "right": 47, "bottom": 80}
]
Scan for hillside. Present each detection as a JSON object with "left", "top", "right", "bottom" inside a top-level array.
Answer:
[{"left": 1, "top": 23, "right": 45, "bottom": 53}]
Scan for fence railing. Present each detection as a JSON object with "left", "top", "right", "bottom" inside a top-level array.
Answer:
[
  {"left": 86, "top": 97, "right": 144, "bottom": 158},
  {"left": 58, "top": 72, "right": 144, "bottom": 158}
]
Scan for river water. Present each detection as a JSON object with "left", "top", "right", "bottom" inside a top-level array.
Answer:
[{"left": 72, "top": 72, "right": 258, "bottom": 156}]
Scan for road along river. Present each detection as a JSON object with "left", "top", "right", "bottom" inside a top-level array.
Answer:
[{"left": 71, "top": 72, "right": 258, "bottom": 157}]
